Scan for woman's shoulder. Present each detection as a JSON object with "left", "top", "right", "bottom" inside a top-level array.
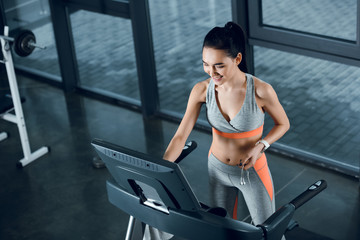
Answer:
[
  {"left": 252, "top": 75, "right": 276, "bottom": 100},
  {"left": 189, "top": 78, "right": 210, "bottom": 102},
  {"left": 193, "top": 78, "right": 210, "bottom": 92}
]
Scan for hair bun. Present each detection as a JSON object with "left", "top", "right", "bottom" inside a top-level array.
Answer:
[{"left": 225, "top": 22, "right": 233, "bottom": 30}]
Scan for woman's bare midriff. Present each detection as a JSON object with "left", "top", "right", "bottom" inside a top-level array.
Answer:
[{"left": 210, "top": 133, "right": 262, "bottom": 166}]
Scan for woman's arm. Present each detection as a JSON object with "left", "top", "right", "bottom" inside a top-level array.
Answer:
[
  {"left": 163, "top": 81, "right": 207, "bottom": 162},
  {"left": 259, "top": 82, "right": 290, "bottom": 145},
  {"left": 244, "top": 80, "right": 290, "bottom": 170}
]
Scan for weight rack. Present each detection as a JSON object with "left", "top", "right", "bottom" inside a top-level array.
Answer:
[{"left": 0, "top": 26, "right": 49, "bottom": 167}]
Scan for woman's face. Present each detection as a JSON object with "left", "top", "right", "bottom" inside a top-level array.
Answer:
[{"left": 202, "top": 47, "right": 241, "bottom": 85}]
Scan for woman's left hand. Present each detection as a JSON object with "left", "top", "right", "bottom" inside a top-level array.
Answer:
[{"left": 242, "top": 144, "right": 264, "bottom": 170}]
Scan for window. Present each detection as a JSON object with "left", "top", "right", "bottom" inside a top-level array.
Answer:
[
  {"left": 70, "top": 10, "right": 140, "bottom": 100},
  {"left": 261, "top": 0, "right": 357, "bottom": 41},
  {"left": 255, "top": 46, "right": 360, "bottom": 169}
]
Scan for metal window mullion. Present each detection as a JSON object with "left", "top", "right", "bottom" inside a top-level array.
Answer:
[
  {"left": 248, "top": 0, "right": 262, "bottom": 39},
  {"left": 65, "top": 0, "right": 130, "bottom": 18},
  {"left": 254, "top": 26, "right": 360, "bottom": 60},
  {"left": 0, "top": 1, "right": 7, "bottom": 86},
  {"left": 49, "top": 0, "right": 79, "bottom": 92},
  {"left": 249, "top": 38, "right": 360, "bottom": 67},
  {"left": 357, "top": 0, "right": 360, "bottom": 45},
  {"left": 0, "top": 1, "right": 6, "bottom": 27},
  {"left": 129, "top": 0, "right": 159, "bottom": 118},
  {"left": 231, "top": 0, "right": 255, "bottom": 74}
]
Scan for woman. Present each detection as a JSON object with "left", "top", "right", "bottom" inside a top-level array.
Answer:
[{"left": 145, "top": 21, "right": 289, "bottom": 239}]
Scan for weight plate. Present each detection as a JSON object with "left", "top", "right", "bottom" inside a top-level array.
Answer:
[{"left": 14, "top": 29, "right": 36, "bottom": 57}]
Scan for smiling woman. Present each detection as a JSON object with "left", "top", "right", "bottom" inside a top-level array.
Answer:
[
  {"left": 202, "top": 48, "right": 240, "bottom": 86},
  {"left": 144, "top": 22, "right": 290, "bottom": 240}
]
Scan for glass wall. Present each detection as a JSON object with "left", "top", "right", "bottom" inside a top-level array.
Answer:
[
  {"left": 2, "top": 0, "right": 357, "bottom": 174},
  {"left": 149, "top": 0, "right": 232, "bottom": 120},
  {"left": 3, "top": 0, "right": 61, "bottom": 78},
  {"left": 262, "top": 0, "right": 357, "bottom": 41},
  {"left": 70, "top": 10, "right": 140, "bottom": 100},
  {"left": 254, "top": 46, "right": 360, "bottom": 168}
]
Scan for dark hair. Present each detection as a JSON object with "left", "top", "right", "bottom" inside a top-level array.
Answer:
[{"left": 202, "top": 22, "right": 248, "bottom": 73}]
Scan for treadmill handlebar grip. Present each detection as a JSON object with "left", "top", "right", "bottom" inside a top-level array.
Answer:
[
  {"left": 174, "top": 141, "right": 197, "bottom": 164},
  {"left": 290, "top": 180, "right": 327, "bottom": 210}
]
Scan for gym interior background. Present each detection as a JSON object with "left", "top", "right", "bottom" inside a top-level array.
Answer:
[{"left": 0, "top": 0, "right": 358, "bottom": 239}]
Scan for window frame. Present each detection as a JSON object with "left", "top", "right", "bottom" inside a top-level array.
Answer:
[{"left": 247, "top": 0, "right": 360, "bottom": 67}]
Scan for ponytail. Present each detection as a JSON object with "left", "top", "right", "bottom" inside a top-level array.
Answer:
[{"left": 203, "top": 22, "right": 248, "bottom": 73}]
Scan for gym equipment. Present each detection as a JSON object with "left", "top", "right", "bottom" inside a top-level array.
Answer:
[
  {"left": 0, "top": 26, "right": 49, "bottom": 167},
  {"left": 0, "top": 28, "right": 45, "bottom": 57},
  {"left": 92, "top": 139, "right": 327, "bottom": 240},
  {"left": 0, "top": 93, "right": 25, "bottom": 141}
]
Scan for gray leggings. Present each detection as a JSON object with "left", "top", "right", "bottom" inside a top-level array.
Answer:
[{"left": 208, "top": 152, "right": 275, "bottom": 225}]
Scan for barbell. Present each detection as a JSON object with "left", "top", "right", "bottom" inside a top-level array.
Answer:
[{"left": 0, "top": 29, "right": 45, "bottom": 57}]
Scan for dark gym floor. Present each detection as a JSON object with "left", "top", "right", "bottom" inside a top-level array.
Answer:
[{"left": 0, "top": 75, "right": 359, "bottom": 240}]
